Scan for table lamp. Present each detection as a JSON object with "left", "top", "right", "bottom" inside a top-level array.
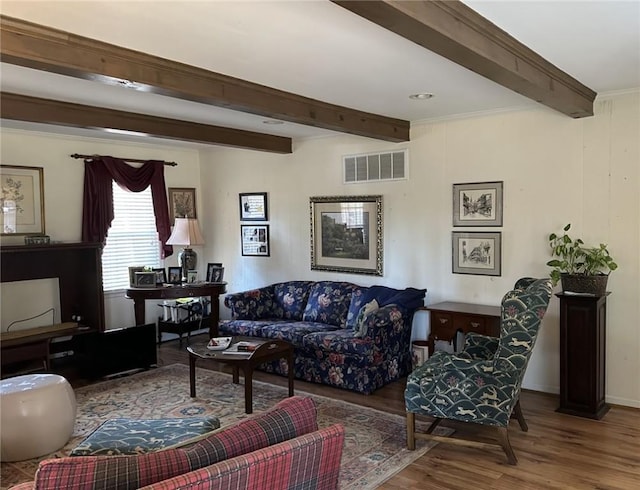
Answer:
[{"left": 166, "top": 218, "right": 205, "bottom": 282}]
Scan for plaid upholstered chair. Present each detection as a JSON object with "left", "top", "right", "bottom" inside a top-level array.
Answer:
[{"left": 405, "top": 277, "right": 553, "bottom": 464}]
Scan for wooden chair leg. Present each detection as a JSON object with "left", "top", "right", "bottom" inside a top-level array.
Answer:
[
  {"left": 496, "top": 427, "right": 518, "bottom": 465},
  {"left": 512, "top": 399, "right": 528, "bottom": 432},
  {"left": 406, "top": 412, "right": 416, "bottom": 450}
]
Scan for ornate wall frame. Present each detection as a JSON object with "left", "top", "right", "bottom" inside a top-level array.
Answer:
[{"left": 310, "top": 195, "right": 383, "bottom": 276}]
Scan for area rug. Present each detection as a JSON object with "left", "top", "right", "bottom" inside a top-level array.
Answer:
[{"left": 1, "top": 364, "right": 448, "bottom": 489}]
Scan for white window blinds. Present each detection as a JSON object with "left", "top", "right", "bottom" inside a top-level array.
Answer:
[{"left": 101, "top": 184, "right": 161, "bottom": 291}]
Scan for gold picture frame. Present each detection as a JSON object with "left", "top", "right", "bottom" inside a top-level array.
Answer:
[
  {"left": 310, "top": 195, "right": 383, "bottom": 276},
  {"left": 1, "top": 165, "right": 45, "bottom": 235}
]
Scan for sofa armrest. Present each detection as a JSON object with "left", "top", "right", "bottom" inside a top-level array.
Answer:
[
  {"left": 139, "top": 424, "right": 346, "bottom": 490},
  {"left": 224, "top": 285, "right": 277, "bottom": 320},
  {"left": 356, "top": 304, "right": 406, "bottom": 345}
]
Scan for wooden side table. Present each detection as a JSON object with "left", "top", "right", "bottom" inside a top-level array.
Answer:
[
  {"left": 422, "top": 301, "right": 501, "bottom": 355},
  {"left": 556, "top": 292, "right": 610, "bottom": 419},
  {"left": 126, "top": 283, "right": 227, "bottom": 338}
]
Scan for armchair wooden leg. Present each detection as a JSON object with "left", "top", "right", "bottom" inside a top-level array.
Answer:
[
  {"left": 496, "top": 427, "right": 518, "bottom": 465},
  {"left": 512, "top": 399, "right": 528, "bottom": 432},
  {"left": 426, "top": 417, "right": 442, "bottom": 434},
  {"left": 406, "top": 412, "right": 416, "bottom": 450}
]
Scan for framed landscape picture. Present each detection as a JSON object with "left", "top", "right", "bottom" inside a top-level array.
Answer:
[
  {"left": 452, "top": 231, "right": 502, "bottom": 276},
  {"left": 452, "top": 181, "right": 503, "bottom": 227},
  {"left": 0, "top": 165, "right": 45, "bottom": 235},
  {"left": 241, "top": 225, "right": 270, "bottom": 256},
  {"left": 309, "top": 195, "right": 383, "bottom": 276}
]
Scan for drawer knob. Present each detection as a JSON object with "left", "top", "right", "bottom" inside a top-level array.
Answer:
[
  {"left": 470, "top": 322, "right": 480, "bottom": 328},
  {"left": 439, "top": 318, "right": 448, "bottom": 324}
]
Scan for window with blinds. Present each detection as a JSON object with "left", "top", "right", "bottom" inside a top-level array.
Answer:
[{"left": 101, "top": 184, "right": 161, "bottom": 291}]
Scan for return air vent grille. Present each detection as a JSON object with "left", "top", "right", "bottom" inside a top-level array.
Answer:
[{"left": 343, "top": 149, "right": 407, "bottom": 183}]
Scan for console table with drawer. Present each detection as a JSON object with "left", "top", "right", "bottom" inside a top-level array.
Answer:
[{"left": 421, "top": 301, "right": 501, "bottom": 355}]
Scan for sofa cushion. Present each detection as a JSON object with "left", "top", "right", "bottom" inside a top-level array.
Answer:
[
  {"left": 260, "top": 321, "right": 342, "bottom": 347},
  {"left": 29, "top": 396, "right": 319, "bottom": 490},
  {"left": 273, "top": 281, "right": 314, "bottom": 320},
  {"left": 220, "top": 319, "right": 288, "bottom": 337},
  {"left": 345, "top": 286, "right": 369, "bottom": 329},
  {"left": 302, "top": 281, "right": 357, "bottom": 328}
]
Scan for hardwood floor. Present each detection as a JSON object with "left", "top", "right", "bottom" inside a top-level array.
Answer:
[{"left": 157, "top": 335, "right": 640, "bottom": 489}]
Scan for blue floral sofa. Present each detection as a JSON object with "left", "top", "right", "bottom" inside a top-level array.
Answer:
[{"left": 221, "top": 281, "right": 426, "bottom": 394}]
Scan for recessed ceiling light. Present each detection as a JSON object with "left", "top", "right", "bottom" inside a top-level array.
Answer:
[
  {"left": 262, "top": 120, "right": 284, "bottom": 125},
  {"left": 409, "top": 93, "right": 434, "bottom": 100}
]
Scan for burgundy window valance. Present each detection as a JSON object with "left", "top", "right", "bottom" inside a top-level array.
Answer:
[{"left": 81, "top": 156, "right": 173, "bottom": 258}]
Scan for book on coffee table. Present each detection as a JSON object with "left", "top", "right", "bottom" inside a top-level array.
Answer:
[{"left": 222, "top": 341, "right": 261, "bottom": 355}]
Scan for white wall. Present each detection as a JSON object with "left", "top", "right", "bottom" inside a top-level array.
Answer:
[
  {"left": 0, "top": 130, "right": 205, "bottom": 330},
  {"left": 199, "top": 91, "right": 640, "bottom": 408},
  {"left": 1, "top": 91, "right": 638, "bottom": 408}
]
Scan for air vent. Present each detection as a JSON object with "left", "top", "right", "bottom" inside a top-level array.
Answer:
[{"left": 343, "top": 149, "right": 407, "bottom": 183}]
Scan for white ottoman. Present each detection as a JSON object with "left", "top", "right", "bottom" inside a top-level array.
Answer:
[{"left": 1, "top": 374, "right": 76, "bottom": 462}]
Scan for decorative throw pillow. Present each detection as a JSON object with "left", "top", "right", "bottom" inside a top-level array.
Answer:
[{"left": 353, "top": 299, "right": 379, "bottom": 337}]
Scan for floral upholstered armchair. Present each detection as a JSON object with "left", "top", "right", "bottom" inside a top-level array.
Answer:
[{"left": 405, "top": 277, "right": 553, "bottom": 464}]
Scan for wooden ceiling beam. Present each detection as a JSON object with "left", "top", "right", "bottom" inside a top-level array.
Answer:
[
  {"left": 332, "top": 0, "right": 596, "bottom": 118},
  {"left": 0, "top": 93, "right": 293, "bottom": 153},
  {"left": 0, "top": 15, "right": 409, "bottom": 142}
]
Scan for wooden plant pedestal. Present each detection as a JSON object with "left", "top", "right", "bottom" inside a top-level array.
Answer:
[{"left": 556, "top": 292, "right": 610, "bottom": 420}]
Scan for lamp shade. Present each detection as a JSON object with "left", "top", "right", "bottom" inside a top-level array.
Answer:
[{"left": 166, "top": 218, "right": 205, "bottom": 246}]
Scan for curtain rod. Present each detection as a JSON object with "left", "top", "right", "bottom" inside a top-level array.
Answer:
[{"left": 70, "top": 153, "right": 178, "bottom": 167}]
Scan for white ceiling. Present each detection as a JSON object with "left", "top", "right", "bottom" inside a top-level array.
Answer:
[{"left": 1, "top": 0, "right": 639, "bottom": 146}]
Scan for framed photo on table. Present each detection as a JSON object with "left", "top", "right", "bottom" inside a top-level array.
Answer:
[
  {"left": 309, "top": 195, "right": 383, "bottom": 276},
  {"left": 239, "top": 192, "right": 268, "bottom": 221},
  {"left": 206, "top": 263, "right": 225, "bottom": 282},
  {"left": 152, "top": 268, "right": 167, "bottom": 285},
  {"left": 0, "top": 165, "right": 45, "bottom": 235},
  {"left": 241, "top": 225, "right": 270, "bottom": 256},
  {"left": 452, "top": 181, "right": 503, "bottom": 227},
  {"left": 168, "top": 266, "right": 183, "bottom": 284},
  {"left": 452, "top": 231, "right": 502, "bottom": 276}
]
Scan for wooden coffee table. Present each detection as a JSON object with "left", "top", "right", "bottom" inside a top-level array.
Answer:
[{"left": 187, "top": 338, "right": 294, "bottom": 414}]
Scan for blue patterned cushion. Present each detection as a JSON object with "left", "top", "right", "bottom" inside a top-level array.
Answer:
[
  {"left": 345, "top": 287, "right": 369, "bottom": 328},
  {"left": 302, "top": 281, "right": 357, "bottom": 328},
  {"left": 70, "top": 417, "right": 220, "bottom": 456},
  {"left": 273, "top": 282, "right": 314, "bottom": 320}
]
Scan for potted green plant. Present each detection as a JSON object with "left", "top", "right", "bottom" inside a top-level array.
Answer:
[{"left": 547, "top": 223, "right": 618, "bottom": 295}]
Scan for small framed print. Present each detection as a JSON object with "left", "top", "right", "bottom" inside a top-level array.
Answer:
[
  {"left": 241, "top": 225, "right": 270, "bottom": 256},
  {"left": 168, "top": 266, "right": 182, "bottom": 284},
  {"left": 168, "top": 187, "right": 197, "bottom": 225},
  {"left": 452, "top": 231, "right": 501, "bottom": 276},
  {"left": 152, "top": 267, "right": 167, "bottom": 285},
  {"left": 1, "top": 165, "right": 45, "bottom": 235},
  {"left": 206, "top": 263, "right": 225, "bottom": 282},
  {"left": 239, "top": 192, "right": 268, "bottom": 221},
  {"left": 453, "top": 181, "right": 503, "bottom": 227}
]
